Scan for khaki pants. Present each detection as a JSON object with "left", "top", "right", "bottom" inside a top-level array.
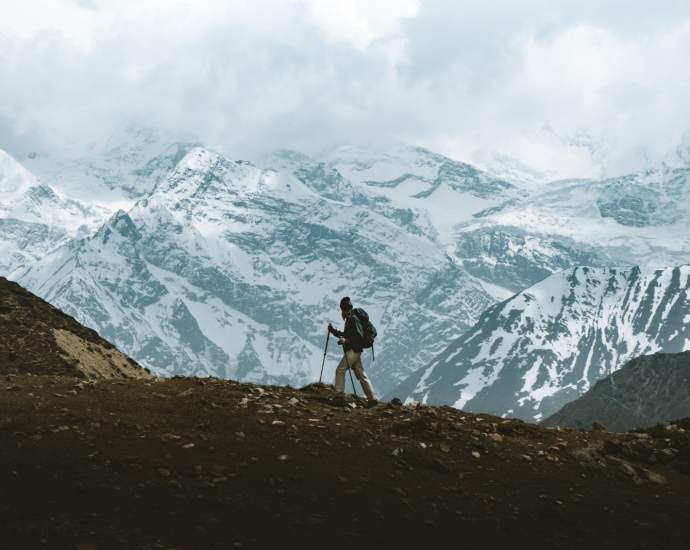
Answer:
[{"left": 334, "top": 350, "right": 377, "bottom": 401}]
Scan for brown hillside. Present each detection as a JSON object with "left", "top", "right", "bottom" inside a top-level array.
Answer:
[
  {"left": 1, "top": 376, "right": 689, "bottom": 549},
  {"left": 0, "top": 277, "right": 151, "bottom": 380}
]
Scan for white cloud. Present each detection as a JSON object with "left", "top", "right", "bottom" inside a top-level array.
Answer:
[
  {"left": 305, "top": 0, "right": 419, "bottom": 51},
  {"left": 1, "top": 0, "right": 690, "bottom": 178}
]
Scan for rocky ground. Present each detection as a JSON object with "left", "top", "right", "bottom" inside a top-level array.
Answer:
[{"left": 1, "top": 375, "right": 690, "bottom": 549}]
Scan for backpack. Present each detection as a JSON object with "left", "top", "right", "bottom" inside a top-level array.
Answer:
[{"left": 352, "top": 308, "right": 377, "bottom": 360}]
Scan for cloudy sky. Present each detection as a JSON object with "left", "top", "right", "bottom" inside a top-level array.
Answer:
[{"left": 2, "top": 0, "right": 690, "bottom": 177}]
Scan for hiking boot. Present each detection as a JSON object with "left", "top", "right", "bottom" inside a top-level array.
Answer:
[
  {"left": 366, "top": 399, "right": 379, "bottom": 408},
  {"left": 332, "top": 395, "right": 346, "bottom": 406}
]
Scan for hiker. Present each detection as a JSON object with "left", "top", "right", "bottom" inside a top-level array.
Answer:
[{"left": 328, "top": 296, "right": 379, "bottom": 407}]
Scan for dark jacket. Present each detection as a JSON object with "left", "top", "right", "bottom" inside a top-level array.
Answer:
[{"left": 332, "top": 313, "right": 364, "bottom": 353}]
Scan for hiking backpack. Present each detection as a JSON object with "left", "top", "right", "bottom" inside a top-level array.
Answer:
[{"left": 352, "top": 307, "right": 377, "bottom": 360}]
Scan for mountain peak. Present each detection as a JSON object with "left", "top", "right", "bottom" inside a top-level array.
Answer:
[{"left": 0, "top": 149, "right": 38, "bottom": 196}]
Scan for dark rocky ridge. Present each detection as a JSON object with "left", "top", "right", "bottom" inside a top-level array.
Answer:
[
  {"left": 541, "top": 351, "right": 690, "bottom": 432},
  {"left": 0, "top": 277, "right": 151, "bottom": 379}
]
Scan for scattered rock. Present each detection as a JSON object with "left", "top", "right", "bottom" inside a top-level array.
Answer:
[
  {"left": 570, "top": 442, "right": 607, "bottom": 469},
  {"left": 604, "top": 439, "right": 622, "bottom": 454},
  {"left": 592, "top": 422, "right": 607, "bottom": 432},
  {"left": 655, "top": 449, "right": 676, "bottom": 465},
  {"left": 606, "top": 456, "right": 645, "bottom": 485},
  {"left": 631, "top": 438, "right": 655, "bottom": 457},
  {"left": 644, "top": 471, "right": 667, "bottom": 484}
]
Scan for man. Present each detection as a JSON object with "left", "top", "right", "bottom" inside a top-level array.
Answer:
[{"left": 328, "top": 296, "right": 379, "bottom": 407}]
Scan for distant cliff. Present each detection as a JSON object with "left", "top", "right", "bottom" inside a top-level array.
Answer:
[{"left": 541, "top": 351, "right": 690, "bottom": 432}]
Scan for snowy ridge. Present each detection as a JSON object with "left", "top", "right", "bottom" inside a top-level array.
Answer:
[{"left": 386, "top": 266, "right": 690, "bottom": 422}]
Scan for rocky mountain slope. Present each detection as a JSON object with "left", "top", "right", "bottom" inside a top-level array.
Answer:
[
  {"left": 542, "top": 351, "right": 690, "bottom": 432},
  {"left": 0, "top": 277, "right": 150, "bottom": 379},
  {"left": 13, "top": 148, "right": 494, "bottom": 394},
  {"left": 386, "top": 266, "right": 690, "bottom": 423},
  {"left": 1, "top": 374, "right": 689, "bottom": 548}
]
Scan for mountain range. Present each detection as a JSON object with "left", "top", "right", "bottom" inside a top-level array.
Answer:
[{"left": 3, "top": 124, "right": 690, "bottom": 409}]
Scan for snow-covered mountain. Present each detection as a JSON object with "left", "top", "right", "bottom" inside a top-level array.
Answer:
[
  {"left": 23, "top": 123, "right": 200, "bottom": 203},
  {"left": 6, "top": 127, "right": 690, "bottom": 404},
  {"left": 314, "top": 144, "right": 533, "bottom": 246},
  {"left": 386, "top": 266, "right": 690, "bottom": 423},
  {"left": 0, "top": 150, "right": 113, "bottom": 274},
  {"left": 452, "top": 166, "right": 690, "bottom": 291},
  {"left": 14, "top": 148, "right": 495, "bottom": 394}
]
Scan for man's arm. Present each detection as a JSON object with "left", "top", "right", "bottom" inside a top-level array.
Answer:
[{"left": 328, "top": 323, "right": 344, "bottom": 338}]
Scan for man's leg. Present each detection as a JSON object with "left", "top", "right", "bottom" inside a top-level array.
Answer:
[
  {"left": 333, "top": 354, "right": 349, "bottom": 399},
  {"left": 349, "top": 351, "right": 378, "bottom": 402}
]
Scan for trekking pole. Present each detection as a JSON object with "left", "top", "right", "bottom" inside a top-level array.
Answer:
[
  {"left": 342, "top": 348, "right": 358, "bottom": 398},
  {"left": 318, "top": 330, "right": 330, "bottom": 384}
]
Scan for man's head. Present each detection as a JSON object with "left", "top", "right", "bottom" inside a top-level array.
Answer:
[{"left": 340, "top": 296, "right": 353, "bottom": 319}]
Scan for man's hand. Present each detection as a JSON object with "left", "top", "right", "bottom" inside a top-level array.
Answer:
[
  {"left": 338, "top": 337, "right": 346, "bottom": 346},
  {"left": 328, "top": 323, "right": 335, "bottom": 335}
]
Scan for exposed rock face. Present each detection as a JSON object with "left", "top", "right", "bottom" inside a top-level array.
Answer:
[
  {"left": 385, "top": 266, "right": 690, "bottom": 423},
  {"left": 453, "top": 229, "right": 604, "bottom": 292},
  {"left": 542, "top": 351, "right": 690, "bottom": 432},
  {"left": 0, "top": 277, "right": 150, "bottom": 379}
]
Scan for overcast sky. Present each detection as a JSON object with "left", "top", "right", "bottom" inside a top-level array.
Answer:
[{"left": 2, "top": 0, "right": 690, "bottom": 175}]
